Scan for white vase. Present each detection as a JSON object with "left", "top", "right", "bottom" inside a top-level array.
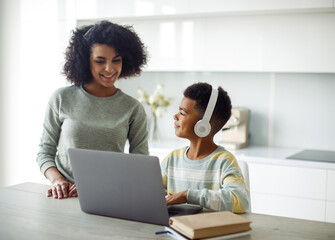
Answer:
[{"left": 148, "top": 112, "right": 159, "bottom": 142}]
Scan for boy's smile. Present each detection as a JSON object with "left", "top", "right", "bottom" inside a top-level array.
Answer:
[{"left": 173, "top": 97, "right": 200, "bottom": 139}]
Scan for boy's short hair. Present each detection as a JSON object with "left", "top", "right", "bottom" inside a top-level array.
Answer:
[{"left": 184, "top": 82, "right": 232, "bottom": 134}]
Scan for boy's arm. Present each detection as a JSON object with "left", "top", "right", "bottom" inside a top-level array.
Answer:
[
  {"left": 187, "top": 173, "right": 250, "bottom": 213},
  {"left": 186, "top": 152, "right": 250, "bottom": 213},
  {"left": 165, "top": 174, "right": 249, "bottom": 212},
  {"left": 161, "top": 170, "right": 167, "bottom": 195},
  {"left": 160, "top": 154, "right": 170, "bottom": 195}
]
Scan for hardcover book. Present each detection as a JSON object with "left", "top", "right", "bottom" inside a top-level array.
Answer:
[{"left": 169, "top": 211, "right": 252, "bottom": 239}]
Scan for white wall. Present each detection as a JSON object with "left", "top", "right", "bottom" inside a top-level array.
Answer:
[
  {"left": 14, "top": 1, "right": 76, "bottom": 186},
  {"left": 117, "top": 72, "right": 335, "bottom": 150},
  {"left": 0, "top": 0, "right": 76, "bottom": 187},
  {"left": 0, "top": 0, "right": 6, "bottom": 187},
  {"left": 0, "top": 0, "right": 21, "bottom": 187}
]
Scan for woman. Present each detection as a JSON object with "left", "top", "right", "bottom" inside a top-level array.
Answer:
[{"left": 36, "top": 21, "right": 149, "bottom": 199}]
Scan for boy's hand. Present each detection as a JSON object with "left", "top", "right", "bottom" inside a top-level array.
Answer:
[{"left": 166, "top": 190, "right": 188, "bottom": 205}]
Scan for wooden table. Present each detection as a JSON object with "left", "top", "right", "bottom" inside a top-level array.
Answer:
[{"left": 0, "top": 182, "right": 334, "bottom": 240}]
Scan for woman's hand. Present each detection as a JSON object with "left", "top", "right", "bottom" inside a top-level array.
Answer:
[
  {"left": 165, "top": 190, "right": 188, "bottom": 205},
  {"left": 45, "top": 167, "right": 77, "bottom": 199},
  {"left": 46, "top": 180, "right": 78, "bottom": 199}
]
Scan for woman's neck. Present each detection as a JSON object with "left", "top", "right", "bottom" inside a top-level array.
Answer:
[{"left": 83, "top": 83, "right": 117, "bottom": 97}]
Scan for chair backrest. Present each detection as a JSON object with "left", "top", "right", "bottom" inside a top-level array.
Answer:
[{"left": 237, "top": 160, "right": 251, "bottom": 212}]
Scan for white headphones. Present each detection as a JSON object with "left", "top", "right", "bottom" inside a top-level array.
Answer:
[{"left": 194, "top": 87, "right": 219, "bottom": 137}]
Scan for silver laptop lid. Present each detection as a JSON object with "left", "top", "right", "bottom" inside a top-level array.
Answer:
[{"left": 68, "top": 148, "right": 169, "bottom": 226}]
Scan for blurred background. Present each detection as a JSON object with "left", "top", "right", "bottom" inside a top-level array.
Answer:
[{"left": 0, "top": 0, "right": 334, "bottom": 188}]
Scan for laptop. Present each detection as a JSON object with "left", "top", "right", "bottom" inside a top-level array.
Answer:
[{"left": 68, "top": 148, "right": 202, "bottom": 226}]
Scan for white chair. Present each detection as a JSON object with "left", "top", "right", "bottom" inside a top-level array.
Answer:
[{"left": 237, "top": 160, "right": 251, "bottom": 212}]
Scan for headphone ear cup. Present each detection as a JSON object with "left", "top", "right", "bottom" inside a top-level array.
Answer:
[{"left": 194, "top": 120, "right": 211, "bottom": 138}]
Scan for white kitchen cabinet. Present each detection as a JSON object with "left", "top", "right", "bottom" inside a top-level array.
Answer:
[
  {"left": 75, "top": 0, "right": 335, "bottom": 20},
  {"left": 230, "top": 147, "right": 335, "bottom": 222},
  {"left": 117, "top": 13, "right": 335, "bottom": 73},
  {"left": 81, "top": 13, "right": 335, "bottom": 73},
  {"left": 326, "top": 170, "right": 335, "bottom": 223},
  {"left": 122, "top": 18, "right": 207, "bottom": 72},
  {"left": 248, "top": 163, "right": 327, "bottom": 199},
  {"left": 77, "top": 1, "right": 335, "bottom": 73},
  {"left": 327, "top": 170, "right": 335, "bottom": 201},
  {"left": 204, "top": 13, "right": 335, "bottom": 73},
  {"left": 326, "top": 201, "right": 335, "bottom": 223},
  {"left": 247, "top": 162, "right": 328, "bottom": 221},
  {"left": 251, "top": 193, "right": 326, "bottom": 221}
]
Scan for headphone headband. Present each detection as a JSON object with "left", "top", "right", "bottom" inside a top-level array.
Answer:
[{"left": 202, "top": 88, "right": 218, "bottom": 122}]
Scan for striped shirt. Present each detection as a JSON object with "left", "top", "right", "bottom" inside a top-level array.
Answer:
[{"left": 161, "top": 145, "right": 250, "bottom": 213}]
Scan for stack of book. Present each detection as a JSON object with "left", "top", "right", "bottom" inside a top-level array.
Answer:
[{"left": 167, "top": 211, "right": 252, "bottom": 240}]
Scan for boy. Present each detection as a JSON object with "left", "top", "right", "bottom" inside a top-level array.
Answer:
[{"left": 161, "top": 82, "right": 250, "bottom": 213}]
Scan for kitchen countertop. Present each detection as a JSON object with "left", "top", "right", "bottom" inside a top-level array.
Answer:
[
  {"left": 148, "top": 140, "right": 335, "bottom": 170},
  {"left": 232, "top": 146, "right": 335, "bottom": 170}
]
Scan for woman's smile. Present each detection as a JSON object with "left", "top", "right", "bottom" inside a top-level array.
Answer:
[{"left": 100, "top": 72, "right": 117, "bottom": 82}]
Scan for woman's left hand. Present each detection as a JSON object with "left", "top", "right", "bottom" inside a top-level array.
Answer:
[{"left": 165, "top": 190, "right": 188, "bottom": 205}]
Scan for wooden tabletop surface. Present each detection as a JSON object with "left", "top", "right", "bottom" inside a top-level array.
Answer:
[{"left": 0, "top": 182, "right": 334, "bottom": 240}]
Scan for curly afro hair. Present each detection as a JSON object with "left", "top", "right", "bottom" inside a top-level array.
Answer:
[
  {"left": 184, "top": 82, "right": 232, "bottom": 134},
  {"left": 63, "top": 21, "right": 148, "bottom": 86}
]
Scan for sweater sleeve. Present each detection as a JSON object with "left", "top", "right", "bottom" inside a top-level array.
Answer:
[
  {"left": 187, "top": 154, "right": 250, "bottom": 213},
  {"left": 127, "top": 103, "right": 149, "bottom": 155},
  {"left": 36, "top": 96, "right": 62, "bottom": 176}
]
